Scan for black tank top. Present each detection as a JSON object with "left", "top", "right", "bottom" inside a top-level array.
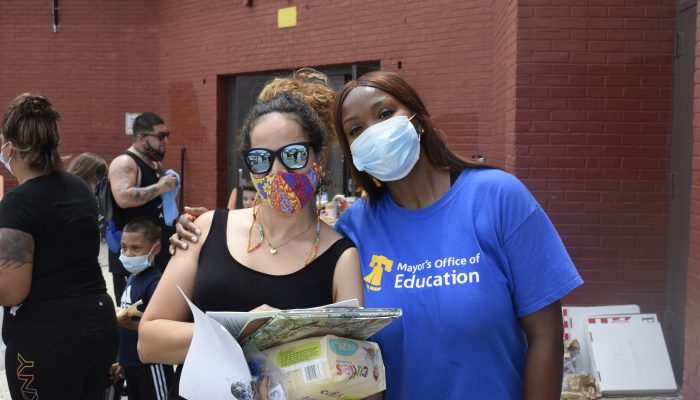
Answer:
[
  {"left": 111, "top": 151, "right": 174, "bottom": 272},
  {"left": 192, "top": 208, "right": 355, "bottom": 311},
  {"left": 169, "top": 208, "right": 355, "bottom": 399},
  {"left": 112, "top": 151, "right": 165, "bottom": 231}
]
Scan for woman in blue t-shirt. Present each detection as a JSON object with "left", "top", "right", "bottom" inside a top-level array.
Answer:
[{"left": 329, "top": 71, "right": 583, "bottom": 399}]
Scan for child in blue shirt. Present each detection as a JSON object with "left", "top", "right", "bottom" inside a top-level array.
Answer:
[{"left": 114, "top": 217, "right": 173, "bottom": 399}]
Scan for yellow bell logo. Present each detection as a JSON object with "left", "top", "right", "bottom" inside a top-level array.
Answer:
[{"left": 364, "top": 255, "right": 394, "bottom": 292}]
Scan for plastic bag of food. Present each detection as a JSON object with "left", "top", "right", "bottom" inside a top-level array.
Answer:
[{"left": 262, "top": 335, "right": 385, "bottom": 400}]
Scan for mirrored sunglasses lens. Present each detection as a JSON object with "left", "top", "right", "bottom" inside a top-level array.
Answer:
[
  {"left": 280, "top": 145, "right": 308, "bottom": 169},
  {"left": 247, "top": 150, "right": 271, "bottom": 174}
]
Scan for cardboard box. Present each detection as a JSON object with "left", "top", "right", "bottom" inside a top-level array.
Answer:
[
  {"left": 562, "top": 305, "right": 640, "bottom": 374},
  {"left": 585, "top": 314, "right": 677, "bottom": 396}
]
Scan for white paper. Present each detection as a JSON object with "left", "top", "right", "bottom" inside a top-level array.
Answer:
[
  {"left": 178, "top": 287, "right": 253, "bottom": 400},
  {"left": 207, "top": 298, "right": 361, "bottom": 338}
]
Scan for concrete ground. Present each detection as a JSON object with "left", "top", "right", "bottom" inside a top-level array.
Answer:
[{"left": 0, "top": 243, "right": 122, "bottom": 399}]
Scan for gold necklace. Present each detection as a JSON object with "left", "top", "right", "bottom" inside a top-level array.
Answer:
[
  {"left": 263, "top": 219, "right": 315, "bottom": 255},
  {"left": 246, "top": 203, "right": 264, "bottom": 253},
  {"left": 248, "top": 205, "right": 321, "bottom": 266},
  {"left": 304, "top": 216, "right": 321, "bottom": 266}
]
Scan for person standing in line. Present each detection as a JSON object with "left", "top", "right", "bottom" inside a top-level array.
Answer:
[
  {"left": 108, "top": 112, "right": 177, "bottom": 303},
  {"left": 112, "top": 217, "right": 173, "bottom": 400},
  {"left": 0, "top": 93, "right": 118, "bottom": 399},
  {"left": 226, "top": 179, "right": 257, "bottom": 210},
  {"left": 67, "top": 152, "right": 109, "bottom": 236},
  {"left": 67, "top": 152, "right": 108, "bottom": 190}
]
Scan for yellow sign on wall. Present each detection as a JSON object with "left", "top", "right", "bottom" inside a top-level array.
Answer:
[{"left": 278, "top": 6, "right": 297, "bottom": 28}]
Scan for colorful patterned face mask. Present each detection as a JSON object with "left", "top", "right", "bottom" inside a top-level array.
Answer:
[{"left": 251, "top": 162, "right": 321, "bottom": 216}]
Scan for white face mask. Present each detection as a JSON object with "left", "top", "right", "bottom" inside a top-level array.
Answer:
[
  {"left": 119, "top": 244, "right": 156, "bottom": 275},
  {"left": 0, "top": 142, "right": 14, "bottom": 176},
  {"left": 350, "top": 115, "right": 420, "bottom": 182}
]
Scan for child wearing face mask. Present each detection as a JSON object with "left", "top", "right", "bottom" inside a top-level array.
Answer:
[{"left": 113, "top": 217, "right": 173, "bottom": 399}]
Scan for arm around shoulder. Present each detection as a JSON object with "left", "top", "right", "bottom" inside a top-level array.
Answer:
[{"left": 138, "top": 211, "right": 215, "bottom": 365}]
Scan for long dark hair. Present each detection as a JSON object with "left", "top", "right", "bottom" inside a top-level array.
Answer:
[{"left": 333, "top": 71, "right": 488, "bottom": 201}]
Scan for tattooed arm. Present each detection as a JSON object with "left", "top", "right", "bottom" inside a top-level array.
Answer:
[
  {"left": 0, "top": 228, "right": 34, "bottom": 306},
  {"left": 108, "top": 154, "right": 175, "bottom": 209}
]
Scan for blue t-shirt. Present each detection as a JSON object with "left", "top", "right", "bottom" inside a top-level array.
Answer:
[
  {"left": 119, "top": 266, "right": 161, "bottom": 367},
  {"left": 335, "top": 169, "right": 583, "bottom": 400}
]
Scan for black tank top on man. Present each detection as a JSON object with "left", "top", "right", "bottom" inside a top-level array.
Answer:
[
  {"left": 111, "top": 150, "right": 175, "bottom": 273},
  {"left": 169, "top": 208, "right": 355, "bottom": 398}
]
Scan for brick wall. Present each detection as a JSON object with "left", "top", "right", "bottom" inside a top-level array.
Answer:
[
  {"left": 0, "top": 0, "right": 160, "bottom": 190},
  {"left": 158, "top": 0, "right": 677, "bottom": 317},
  {"left": 157, "top": 0, "right": 496, "bottom": 208},
  {"left": 683, "top": 3, "right": 700, "bottom": 397},
  {"left": 516, "top": 0, "right": 675, "bottom": 314},
  {"left": 490, "top": 0, "right": 519, "bottom": 169}
]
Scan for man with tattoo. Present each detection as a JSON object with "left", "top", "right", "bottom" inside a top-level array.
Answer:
[
  {"left": 0, "top": 93, "right": 118, "bottom": 398},
  {"left": 108, "top": 112, "right": 177, "bottom": 302}
]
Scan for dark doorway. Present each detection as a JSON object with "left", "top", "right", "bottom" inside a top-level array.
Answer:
[
  {"left": 666, "top": 0, "right": 695, "bottom": 385},
  {"left": 226, "top": 63, "right": 379, "bottom": 209}
]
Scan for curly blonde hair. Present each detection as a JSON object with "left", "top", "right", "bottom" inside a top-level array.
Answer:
[{"left": 258, "top": 68, "right": 337, "bottom": 141}]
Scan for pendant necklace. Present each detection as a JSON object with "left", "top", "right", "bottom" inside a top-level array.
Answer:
[
  {"left": 246, "top": 204, "right": 322, "bottom": 266},
  {"left": 263, "top": 219, "right": 315, "bottom": 255}
]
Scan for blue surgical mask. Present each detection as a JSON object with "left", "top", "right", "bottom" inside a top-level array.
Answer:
[
  {"left": 119, "top": 244, "right": 156, "bottom": 275},
  {"left": 350, "top": 115, "right": 420, "bottom": 182},
  {"left": 0, "top": 142, "right": 14, "bottom": 176}
]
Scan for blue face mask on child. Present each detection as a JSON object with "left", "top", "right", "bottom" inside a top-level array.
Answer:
[{"left": 119, "top": 244, "right": 156, "bottom": 275}]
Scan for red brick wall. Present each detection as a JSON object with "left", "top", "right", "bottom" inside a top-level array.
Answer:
[
  {"left": 0, "top": 0, "right": 160, "bottom": 189},
  {"left": 490, "top": 0, "right": 519, "bottom": 169},
  {"left": 516, "top": 0, "right": 675, "bottom": 314},
  {"left": 684, "top": 3, "right": 700, "bottom": 397},
  {"left": 158, "top": 0, "right": 677, "bottom": 315},
  {"left": 157, "top": 0, "right": 497, "bottom": 208}
]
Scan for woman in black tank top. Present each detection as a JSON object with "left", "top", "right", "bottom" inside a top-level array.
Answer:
[{"left": 138, "top": 93, "right": 365, "bottom": 398}]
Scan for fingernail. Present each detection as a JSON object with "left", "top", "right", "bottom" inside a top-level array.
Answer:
[
  {"left": 195, "top": 229, "right": 201, "bottom": 235},
  {"left": 182, "top": 244, "right": 188, "bottom": 249},
  {"left": 192, "top": 236, "right": 198, "bottom": 243}
]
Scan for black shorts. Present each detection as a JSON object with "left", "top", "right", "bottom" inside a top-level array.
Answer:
[
  {"left": 124, "top": 363, "right": 174, "bottom": 400},
  {"left": 3, "top": 293, "right": 119, "bottom": 399}
]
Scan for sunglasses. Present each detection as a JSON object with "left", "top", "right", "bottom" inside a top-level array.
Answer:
[
  {"left": 142, "top": 131, "right": 170, "bottom": 141},
  {"left": 242, "top": 141, "right": 313, "bottom": 175}
]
